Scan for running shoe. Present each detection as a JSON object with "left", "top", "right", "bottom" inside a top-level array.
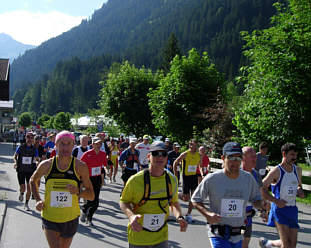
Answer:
[
  {"left": 185, "top": 214, "right": 194, "bottom": 223},
  {"left": 88, "top": 220, "right": 94, "bottom": 227},
  {"left": 80, "top": 212, "right": 86, "bottom": 223},
  {"left": 259, "top": 237, "right": 268, "bottom": 248},
  {"left": 24, "top": 203, "right": 30, "bottom": 211},
  {"left": 113, "top": 177, "right": 116, "bottom": 183},
  {"left": 18, "top": 193, "right": 24, "bottom": 202}
]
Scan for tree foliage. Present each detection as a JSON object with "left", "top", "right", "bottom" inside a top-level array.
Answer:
[
  {"left": 53, "top": 112, "right": 72, "bottom": 130},
  {"left": 233, "top": 0, "right": 311, "bottom": 156},
  {"left": 37, "top": 114, "right": 52, "bottom": 127},
  {"left": 99, "top": 61, "right": 160, "bottom": 136},
  {"left": 148, "top": 48, "right": 225, "bottom": 143},
  {"left": 18, "top": 112, "right": 32, "bottom": 128},
  {"left": 160, "top": 33, "right": 182, "bottom": 73}
]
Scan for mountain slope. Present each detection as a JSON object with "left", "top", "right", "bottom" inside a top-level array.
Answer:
[
  {"left": 0, "top": 33, "right": 35, "bottom": 62},
  {"left": 10, "top": 0, "right": 278, "bottom": 93}
]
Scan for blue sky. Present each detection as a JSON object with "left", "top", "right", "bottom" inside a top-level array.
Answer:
[{"left": 0, "top": 0, "right": 108, "bottom": 45}]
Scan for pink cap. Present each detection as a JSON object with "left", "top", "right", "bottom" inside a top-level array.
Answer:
[{"left": 55, "top": 131, "right": 75, "bottom": 144}]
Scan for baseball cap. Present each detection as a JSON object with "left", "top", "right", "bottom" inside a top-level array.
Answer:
[
  {"left": 92, "top": 137, "right": 102, "bottom": 144},
  {"left": 223, "top": 142, "right": 242, "bottom": 156},
  {"left": 129, "top": 137, "right": 137, "bottom": 144},
  {"left": 143, "top": 135, "right": 149, "bottom": 140},
  {"left": 165, "top": 138, "right": 170, "bottom": 142},
  {"left": 173, "top": 142, "right": 181, "bottom": 148},
  {"left": 150, "top": 141, "right": 167, "bottom": 152}
]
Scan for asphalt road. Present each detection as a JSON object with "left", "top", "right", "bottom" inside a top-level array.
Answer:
[{"left": 0, "top": 142, "right": 310, "bottom": 248}]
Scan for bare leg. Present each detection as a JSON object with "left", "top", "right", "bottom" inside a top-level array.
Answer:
[
  {"left": 242, "top": 237, "right": 250, "bottom": 248},
  {"left": 275, "top": 221, "right": 298, "bottom": 248}
]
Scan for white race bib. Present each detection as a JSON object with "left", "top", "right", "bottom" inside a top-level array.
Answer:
[
  {"left": 112, "top": 151, "right": 118, "bottom": 156},
  {"left": 187, "top": 165, "right": 197, "bottom": 173},
  {"left": 259, "top": 169, "right": 266, "bottom": 176},
  {"left": 22, "top": 157, "right": 32, "bottom": 165},
  {"left": 221, "top": 199, "right": 244, "bottom": 217},
  {"left": 91, "top": 166, "right": 101, "bottom": 176},
  {"left": 50, "top": 191, "right": 72, "bottom": 208},
  {"left": 203, "top": 167, "right": 207, "bottom": 174},
  {"left": 143, "top": 214, "right": 165, "bottom": 231},
  {"left": 133, "top": 162, "right": 138, "bottom": 170},
  {"left": 282, "top": 186, "right": 297, "bottom": 206}
]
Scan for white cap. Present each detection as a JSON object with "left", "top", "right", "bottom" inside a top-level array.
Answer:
[{"left": 129, "top": 137, "right": 137, "bottom": 144}]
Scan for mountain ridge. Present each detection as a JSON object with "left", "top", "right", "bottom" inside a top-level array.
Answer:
[{"left": 0, "top": 33, "right": 35, "bottom": 62}]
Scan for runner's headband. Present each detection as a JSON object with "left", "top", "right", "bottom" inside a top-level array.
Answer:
[{"left": 55, "top": 131, "right": 75, "bottom": 144}]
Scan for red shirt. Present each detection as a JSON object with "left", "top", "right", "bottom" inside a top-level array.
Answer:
[
  {"left": 196, "top": 154, "right": 209, "bottom": 175},
  {"left": 81, "top": 149, "right": 108, "bottom": 177}
]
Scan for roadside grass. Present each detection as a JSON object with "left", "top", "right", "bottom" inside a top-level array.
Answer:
[
  {"left": 296, "top": 190, "right": 311, "bottom": 205},
  {"left": 297, "top": 163, "right": 311, "bottom": 205},
  {"left": 298, "top": 163, "right": 311, "bottom": 171}
]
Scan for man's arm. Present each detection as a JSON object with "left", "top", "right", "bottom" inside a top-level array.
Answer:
[
  {"left": 261, "top": 167, "right": 287, "bottom": 208},
  {"left": 75, "top": 160, "right": 95, "bottom": 201},
  {"left": 30, "top": 159, "right": 52, "bottom": 211},
  {"left": 119, "top": 201, "right": 143, "bottom": 232},
  {"left": 171, "top": 202, "right": 187, "bottom": 232},
  {"left": 296, "top": 166, "right": 305, "bottom": 198},
  {"left": 173, "top": 152, "right": 187, "bottom": 176},
  {"left": 192, "top": 202, "right": 221, "bottom": 224}
]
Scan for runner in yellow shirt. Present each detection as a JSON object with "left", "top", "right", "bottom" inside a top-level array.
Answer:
[
  {"left": 120, "top": 141, "right": 187, "bottom": 247},
  {"left": 173, "top": 139, "right": 201, "bottom": 223},
  {"left": 30, "top": 130, "right": 94, "bottom": 248}
]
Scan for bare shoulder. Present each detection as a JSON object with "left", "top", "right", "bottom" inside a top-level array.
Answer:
[{"left": 35, "top": 158, "right": 53, "bottom": 176}]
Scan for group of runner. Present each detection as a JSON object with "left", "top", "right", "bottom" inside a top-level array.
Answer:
[{"left": 12, "top": 130, "right": 305, "bottom": 248}]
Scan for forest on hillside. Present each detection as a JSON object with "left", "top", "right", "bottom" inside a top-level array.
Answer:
[{"left": 11, "top": 0, "right": 279, "bottom": 93}]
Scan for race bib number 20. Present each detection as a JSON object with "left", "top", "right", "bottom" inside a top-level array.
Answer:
[{"left": 221, "top": 199, "right": 244, "bottom": 218}]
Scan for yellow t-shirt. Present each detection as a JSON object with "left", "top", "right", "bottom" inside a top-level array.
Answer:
[
  {"left": 120, "top": 170, "right": 178, "bottom": 246},
  {"left": 183, "top": 150, "right": 200, "bottom": 176}
]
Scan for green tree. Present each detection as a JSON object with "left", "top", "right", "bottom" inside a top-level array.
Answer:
[
  {"left": 148, "top": 48, "right": 225, "bottom": 143},
  {"left": 54, "top": 112, "right": 72, "bottom": 130},
  {"left": 18, "top": 112, "right": 32, "bottom": 128},
  {"left": 233, "top": 0, "right": 311, "bottom": 158},
  {"left": 160, "top": 33, "right": 182, "bottom": 73},
  {"left": 37, "top": 114, "right": 52, "bottom": 127},
  {"left": 99, "top": 61, "right": 159, "bottom": 136}
]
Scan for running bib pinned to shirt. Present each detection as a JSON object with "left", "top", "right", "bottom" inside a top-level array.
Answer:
[
  {"left": 143, "top": 214, "right": 166, "bottom": 231},
  {"left": 281, "top": 186, "right": 297, "bottom": 206},
  {"left": 50, "top": 191, "right": 72, "bottom": 208},
  {"left": 112, "top": 151, "right": 118, "bottom": 156},
  {"left": 187, "top": 165, "right": 197, "bottom": 173},
  {"left": 22, "top": 157, "right": 32, "bottom": 165},
  {"left": 221, "top": 199, "right": 244, "bottom": 217},
  {"left": 133, "top": 162, "right": 139, "bottom": 170},
  {"left": 91, "top": 166, "right": 101, "bottom": 176}
]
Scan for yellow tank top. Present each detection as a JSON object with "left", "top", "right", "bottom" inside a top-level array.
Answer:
[
  {"left": 183, "top": 150, "right": 200, "bottom": 176},
  {"left": 42, "top": 156, "right": 80, "bottom": 223}
]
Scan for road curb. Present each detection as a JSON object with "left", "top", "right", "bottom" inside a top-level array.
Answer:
[{"left": 0, "top": 202, "right": 7, "bottom": 241}]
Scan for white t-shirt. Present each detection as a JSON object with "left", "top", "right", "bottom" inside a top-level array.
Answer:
[{"left": 135, "top": 142, "right": 151, "bottom": 165}]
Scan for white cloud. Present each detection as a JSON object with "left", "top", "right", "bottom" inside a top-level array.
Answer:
[{"left": 0, "top": 10, "right": 85, "bottom": 45}]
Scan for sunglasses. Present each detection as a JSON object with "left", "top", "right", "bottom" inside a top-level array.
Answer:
[
  {"left": 227, "top": 156, "right": 242, "bottom": 161},
  {"left": 151, "top": 151, "right": 168, "bottom": 157}
]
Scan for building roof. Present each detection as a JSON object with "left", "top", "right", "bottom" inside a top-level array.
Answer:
[{"left": 0, "top": 59, "right": 10, "bottom": 81}]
